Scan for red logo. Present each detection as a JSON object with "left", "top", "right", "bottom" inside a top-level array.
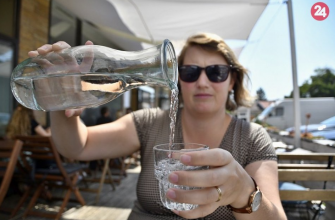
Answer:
[{"left": 311, "top": 2, "right": 329, "bottom": 21}]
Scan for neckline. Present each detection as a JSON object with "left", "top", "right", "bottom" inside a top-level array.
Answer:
[{"left": 176, "top": 109, "right": 235, "bottom": 148}]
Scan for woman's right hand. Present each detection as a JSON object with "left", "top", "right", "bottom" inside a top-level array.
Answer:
[
  {"left": 28, "top": 40, "right": 93, "bottom": 59},
  {"left": 28, "top": 41, "right": 94, "bottom": 117},
  {"left": 64, "top": 109, "right": 83, "bottom": 117},
  {"left": 28, "top": 40, "right": 94, "bottom": 74}
]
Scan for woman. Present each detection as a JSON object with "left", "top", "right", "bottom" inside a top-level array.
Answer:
[
  {"left": 6, "top": 104, "right": 51, "bottom": 139},
  {"left": 28, "top": 33, "right": 287, "bottom": 220}
]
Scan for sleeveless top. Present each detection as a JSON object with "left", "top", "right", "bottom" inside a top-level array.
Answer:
[{"left": 128, "top": 108, "right": 277, "bottom": 220}]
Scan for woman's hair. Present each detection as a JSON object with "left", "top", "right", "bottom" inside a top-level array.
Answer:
[
  {"left": 5, "top": 104, "right": 34, "bottom": 139},
  {"left": 100, "top": 106, "right": 109, "bottom": 116},
  {"left": 178, "top": 33, "right": 253, "bottom": 111}
]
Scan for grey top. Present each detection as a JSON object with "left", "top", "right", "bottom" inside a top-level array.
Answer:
[{"left": 128, "top": 108, "right": 277, "bottom": 220}]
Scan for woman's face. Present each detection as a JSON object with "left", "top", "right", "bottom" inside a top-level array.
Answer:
[{"left": 180, "top": 45, "right": 235, "bottom": 114}]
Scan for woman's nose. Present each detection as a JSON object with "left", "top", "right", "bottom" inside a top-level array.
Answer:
[{"left": 196, "top": 70, "right": 210, "bottom": 85}]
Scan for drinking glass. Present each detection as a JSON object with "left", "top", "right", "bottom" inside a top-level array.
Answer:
[{"left": 154, "top": 143, "right": 209, "bottom": 211}]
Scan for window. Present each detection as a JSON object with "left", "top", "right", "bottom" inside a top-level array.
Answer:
[
  {"left": 0, "top": 0, "right": 17, "bottom": 38},
  {"left": 50, "top": 1, "right": 77, "bottom": 46},
  {"left": 0, "top": 40, "right": 14, "bottom": 137},
  {"left": 0, "top": 40, "right": 14, "bottom": 113},
  {"left": 0, "top": 0, "right": 18, "bottom": 137},
  {"left": 275, "top": 107, "right": 284, "bottom": 116},
  {"left": 138, "top": 86, "right": 155, "bottom": 109}
]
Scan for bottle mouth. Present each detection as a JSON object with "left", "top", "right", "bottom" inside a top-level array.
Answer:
[{"left": 161, "top": 39, "right": 178, "bottom": 89}]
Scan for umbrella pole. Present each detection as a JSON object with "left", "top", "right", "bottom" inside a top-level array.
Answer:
[{"left": 287, "top": 0, "right": 301, "bottom": 148}]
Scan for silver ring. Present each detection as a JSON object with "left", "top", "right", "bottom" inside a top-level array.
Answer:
[{"left": 215, "top": 186, "right": 222, "bottom": 202}]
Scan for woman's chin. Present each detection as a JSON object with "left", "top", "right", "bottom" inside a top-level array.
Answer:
[
  {"left": 193, "top": 105, "right": 215, "bottom": 114},
  {"left": 184, "top": 101, "right": 220, "bottom": 114}
]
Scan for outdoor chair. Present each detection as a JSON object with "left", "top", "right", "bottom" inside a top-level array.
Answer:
[
  {"left": 108, "top": 157, "right": 128, "bottom": 183},
  {"left": 15, "top": 135, "right": 86, "bottom": 220},
  {"left": 79, "top": 158, "right": 116, "bottom": 204},
  {"left": 277, "top": 152, "right": 335, "bottom": 220},
  {"left": 124, "top": 150, "right": 141, "bottom": 170},
  {"left": 0, "top": 139, "right": 22, "bottom": 207}
]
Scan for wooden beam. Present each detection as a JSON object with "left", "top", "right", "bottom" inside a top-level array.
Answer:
[
  {"left": 278, "top": 164, "right": 334, "bottom": 169},
  {"left": 280, "top": 190, "right": 335, "bottom": 201},
  {"left": 277, "top": 153, "right": 335, "bottom": 161},
  {"left": 278, "top": 169, "right": 335, "bottom": 181}
]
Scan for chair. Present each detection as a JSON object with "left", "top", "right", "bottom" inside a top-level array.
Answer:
[
  {"left": 124, "top": 150, "right": 141, "bottom": 170},
  {"left": 79, "top": 158, "right": 115, "bottom": 204},
  {"left": 16, "top": 135, "right": 86, "bottom": 220},
  {"left": 109, "top": 157, "right": 128, "bottom": 182},
  {"left": 0, "top": 139, "right": 22, "bottom": 206},
  {"left": 277, "top": 152, "right": 335, "bottom": 220}
]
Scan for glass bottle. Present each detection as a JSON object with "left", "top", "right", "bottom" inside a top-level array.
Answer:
[{"left": 11, "top": 39, "right": 177, "bottom": 111}]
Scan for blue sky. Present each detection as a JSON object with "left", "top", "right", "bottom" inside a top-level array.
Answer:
[{"left": 238, "top": 0, "right": 335, "bottom": 100}]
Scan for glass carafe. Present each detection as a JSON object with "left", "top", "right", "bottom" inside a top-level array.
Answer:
[{"left": 11, "top": 39, "right": 177, "bottom": 111}]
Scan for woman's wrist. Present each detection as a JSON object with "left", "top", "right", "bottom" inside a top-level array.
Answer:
[{"left": 229, "top": 175, "right": 255, "bottom": 208}]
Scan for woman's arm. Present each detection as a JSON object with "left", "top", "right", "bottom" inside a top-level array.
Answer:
[
  {"left": 233, "top": 160, "right": 287, "bottom": 220},
  {"left": 34, "top": 125, "right": 51, "bottom": 136},
  {"left": 29, "top": 41, "right": 141, "bottom": 161},
  {"left": 50, "top": 109, "right": 140, "bottom": 161}
]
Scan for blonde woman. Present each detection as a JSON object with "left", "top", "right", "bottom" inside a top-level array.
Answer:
[
  {"left": 6, "top": 104, "right": 51, "bottom": 139},
  {"left": 29, "top": 33, "right": 286, "bottom": 220}
]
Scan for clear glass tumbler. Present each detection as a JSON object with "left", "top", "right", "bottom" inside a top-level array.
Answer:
[{"left": 154, "top": 143, "right": 209, "bottom": 211}]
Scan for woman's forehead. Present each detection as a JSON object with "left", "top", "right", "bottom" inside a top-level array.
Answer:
[{"left": 183, "top": 46, "right": 228, "bottom": 65}]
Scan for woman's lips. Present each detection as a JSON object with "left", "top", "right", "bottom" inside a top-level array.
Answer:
[{"left": 194, "top": 93, "right": 212, "bottom": 98}]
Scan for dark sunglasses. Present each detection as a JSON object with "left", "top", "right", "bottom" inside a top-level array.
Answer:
[{"left": 178, "top": 65, "right": 233, "bottom": 83}]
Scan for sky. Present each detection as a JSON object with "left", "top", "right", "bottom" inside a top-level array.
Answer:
[{"left": 237, "top": 0, "right": 335, "bottom": 101}]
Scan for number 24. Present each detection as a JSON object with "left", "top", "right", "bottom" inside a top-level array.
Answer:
[{"left": 314, "top": 5, "right": 327, "bottom": 17}]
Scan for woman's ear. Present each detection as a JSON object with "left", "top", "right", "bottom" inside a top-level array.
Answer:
[{"left": 229, "top": 74, "right": 235, "bottom": 91}]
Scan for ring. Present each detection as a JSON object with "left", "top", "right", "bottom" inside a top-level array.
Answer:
[{"left": 214, "top": 186, "right": 222, "bottom": 202}]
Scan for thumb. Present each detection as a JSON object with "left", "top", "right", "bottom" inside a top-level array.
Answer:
[
  {"left": 85, "top": 40, "right": 94, "bottom": 45},
  {"left": 65, "top": 108, "right": 84, "bottom": 118}
]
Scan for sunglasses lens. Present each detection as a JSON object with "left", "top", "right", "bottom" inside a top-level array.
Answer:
[
  {"left": 179, "top": 65, "right": 230, "bottom": 83},
  {"left": 206, "top": 65, "right": 230, "bottom": 82},
  {"left": 179, "top": 66, "right": 200, "bottom": 82}
]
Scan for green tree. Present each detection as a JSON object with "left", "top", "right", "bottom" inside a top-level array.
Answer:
[
  {"left": 256, "top": 87, "right": 267, "bottom": 100},
  {"left": 286, "top": 68, "right": 335, "bottom": 98}
]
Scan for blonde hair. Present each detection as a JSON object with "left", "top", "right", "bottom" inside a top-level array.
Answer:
[
  {"left": 5, "top": 105, "right": 34, "bottom": 139},
  {"left": 178, "top": 33, "right": 253, "bottom": 111}
]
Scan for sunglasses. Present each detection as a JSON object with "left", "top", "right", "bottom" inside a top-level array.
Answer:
[{"left": 178, "top": 64, "right": 232, "bottom": 83}]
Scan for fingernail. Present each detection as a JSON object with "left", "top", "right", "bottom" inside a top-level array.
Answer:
[
  {"left": 65, "top": 110, "right": 72, "bottom": 117},
  {"left": 167, "top": 189, "right": 176, "bottom": 199},
  {"left": 54, "top": 41, "right": 63, "bottom": 46},
  {"left": 181, "top": 155, "right": 191, "bottom": 164},
  {"left": 169, "top": 173, "right": 178, "bottom": 183},
  {"left": 172, "top": 209, "right": 179, "bottom": 215}
]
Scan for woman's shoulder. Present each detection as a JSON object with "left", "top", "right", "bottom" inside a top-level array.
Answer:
[
  {"left": 230, "top": 117, "right": 267, "bottom": 138},
  {"left": 132, "top": 107, "right": 168, "bottom": 124},
  {"left": 132, "top": 107, "right": 166, "bottom": 117},
  {"left": 231, "top": 117, "right": 262, "bottom": 130},
  {"left": 229, "top": 117, "right": 276, "bottom": 166}
]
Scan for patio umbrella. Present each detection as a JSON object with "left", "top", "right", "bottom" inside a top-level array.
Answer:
[{"left": 53, "top": 0, "right": 269, "bottom": 55}]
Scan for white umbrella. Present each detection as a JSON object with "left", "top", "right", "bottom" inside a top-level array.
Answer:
[{"left": 54, "top": 0, "right": 269, "bottom": 55}]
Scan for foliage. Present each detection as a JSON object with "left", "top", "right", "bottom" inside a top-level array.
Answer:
[
  {"left": 253, "top": 118, "right": 280, "bottom": 132},
  {"left": 256, "top": 87, "right": 267, "bottom": 100},
  {"left": 286, "top": 68, "right": 335, "bottom": 98}
]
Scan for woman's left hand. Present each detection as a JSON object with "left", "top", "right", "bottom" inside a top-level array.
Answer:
[{"left": 167, "top": 148, "right": 255, "bottom": 219}]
